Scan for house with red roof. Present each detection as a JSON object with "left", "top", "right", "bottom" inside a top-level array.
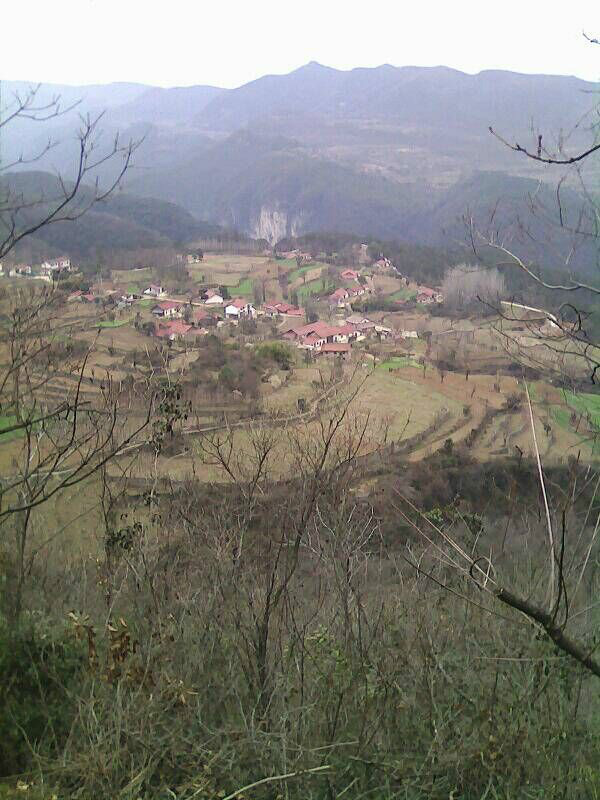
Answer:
[
  {"left": 331, "top": 323, "right": 361, "bottom": 343},
  {"left": 225, "top": 298, "right": 256, "bottom": 319},
  {"left": 204, "top": 289, "right": 224, "bottom": 305},
  {"left": 152, "top": 301, "right": 183, "bottom": 318},
  {"left": 347, "top": 285, "right": 367, "bottom": 297},
  {"left": 263, "top": 302, "right": 303, "bottom": 318},
  {"left": 281, "top": 321, "right": 350, "bottom": 350},
  {"left": 155, "top": 320, "right": 193, "bottom": 341},
  {"left": 416, "top": 287, "right": 443, "bottom": 304},
  {"left": 192, "top": 308, "right": 215, "bottom": 326},
  {"left": 341, "top": 269, "right": 360, "bottom": 281},
  {"left": 328, "top": 288, "right": 350, "bottom": 308},
  {"left": 316, "top": 343, "right": 351, "bottom": 358}
]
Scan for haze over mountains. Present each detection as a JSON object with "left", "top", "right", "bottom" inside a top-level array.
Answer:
[{"left": 3, "top": 63, "right": 598, "bottom": 262}]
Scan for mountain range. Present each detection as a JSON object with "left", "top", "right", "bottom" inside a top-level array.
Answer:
[{"left": 2, "top": 63, "right": 598, "bottom": 265}]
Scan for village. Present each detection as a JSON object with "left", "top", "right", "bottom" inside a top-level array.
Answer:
[
  {"left": 1, "top": 241, "right": 596, "bottom": 490},
  {"left": 4, "top": 247, "right": 442, "bottom": 351}
]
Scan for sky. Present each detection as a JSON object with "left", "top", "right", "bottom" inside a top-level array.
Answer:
[{"left": 3, "top": 0, "right": 599, "bottom": 88}]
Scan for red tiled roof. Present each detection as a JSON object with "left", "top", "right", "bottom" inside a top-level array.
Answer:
[
  {"left": 267, "top": 303, "right": 303, "bottom": 316},
  {"left": 205, "top": 289, "right": 220, "bottom": 298},
  {"left": 330, "top": 288, "right": 349, "bottom": 299},
  {"left": 341, "top": 269, "right": 360, "bottom": 280},
  {"left": 155, "top": 321, "right": 192, "bottom": 338},
  {"left": 417, "top": 287, "right": 436, "bottom": 297},
  {"left": 228, "top": 298, "right": 248, "bottom": 309},
  {"left": 290, "top": 321, "right": 341, "bottom": 339},
  {"left": 156, "top": 301, "right": 182, "bottom": 311},
  {"left": 301, "top": 334, "right": 323, "bottom": 346},
  {"left": 333, "top": 324, "right": 358, "bottom": 336}
]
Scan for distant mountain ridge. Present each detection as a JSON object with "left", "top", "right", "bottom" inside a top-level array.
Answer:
[
  {"left": 195, "top": 61, "right": 596, "bottom": 135},
  {"left": 3, "top": 64, "right": 598, "bottom": 268}
]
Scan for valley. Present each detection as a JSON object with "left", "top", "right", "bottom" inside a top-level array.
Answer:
[{"left": 2, "top": 39, "right": 600, "bottom": 798}]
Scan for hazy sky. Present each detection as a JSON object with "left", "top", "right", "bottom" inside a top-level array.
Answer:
[{"left": 4, "top": 0, "right": 599, "bottom": 87}]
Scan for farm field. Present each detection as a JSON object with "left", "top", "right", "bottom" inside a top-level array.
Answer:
[
  {"left": 390, "top": 287, "right": 417, "bottom": 302},
  {"left": 117, "top": 367, "right": 461, "bottom": 483},
  {"left": 4, "top": 251, "right": 600, "bottom": 500},
  {"left": 377, "top": 356, "right": 424, "bottom": 371},
  {"left": 296, "top": 277, "right": 327, "bottom": 300}
]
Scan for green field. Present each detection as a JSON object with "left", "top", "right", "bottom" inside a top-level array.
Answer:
[
  {"left": 551, "top": 406, "right": 571, "bottom": 430},
  {"left": 377, "top": 357, "right": 424, "bottom": 371},
  {"left": 277, "top": 258, "right": 302, "bottom": 269},
  {"left": 564, "top": 391, "right": 600, "bottom": 428},
  {"left": 0, "top": 415, "right": 23, "bottom": 442},
  {"left": 288, "top": 262, "right": 326, "bottom": 282},
  {"left": 390, "top": 287, "right": 417, "bottom": 302},
  {"left": 95, "top": 318, "right": 132, "bottom": 329},
  {"left": 233, "top": 277, "right": 254, "bottom": 297},
  {"left": 551, "top": 392, "right": 600, "bottom": 455},
  {"left": 296, "top": 278, "right": 327, "bottom": 300}
]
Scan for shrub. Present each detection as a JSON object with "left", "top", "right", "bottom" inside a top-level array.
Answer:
[
  {"left": 256, "top": 342, "right": 294, "bottom": 370},
  {"left": 0, "top": 617, "right": 85, "bottom": 776}
]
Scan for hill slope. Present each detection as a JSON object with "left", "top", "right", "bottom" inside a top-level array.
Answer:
[
  {"left": 1, "top": 171, "right": 222, "bottom": 260},
  {"left": 5, "top": 64, "right": 599, "bottom": 271}
]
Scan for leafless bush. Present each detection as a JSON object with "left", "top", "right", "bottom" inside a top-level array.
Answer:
[{"left": 441, "top": 263, "right": 506, "bottom": 314}]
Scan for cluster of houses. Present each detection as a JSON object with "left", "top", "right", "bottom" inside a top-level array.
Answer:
[
  {"left": 62, "top": 262, "right": 443, "bottom": 349},
  {"left": 416, "top": 286, "right": 443, "bottom": 304},
  {"left": 277, "top": 249, "right": 313, "bottom": 264},
  {"left": 281, "top": 314, "right": 391, "bottom": 357},
  {"left": 2, "top": 256, "right": 74, "bottom": 280},
  {"left": 327, "top": 268, "right": 372, "bottom": 308},
  {"left": 263, "top": 302, "right": 303, "bottom": 318},
  {"left": 176, "top": 251, "right": 203, "bottom": 264}
]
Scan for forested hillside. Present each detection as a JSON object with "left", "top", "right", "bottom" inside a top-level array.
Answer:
[
  {"left": 0, "top": 171, "right": 221, "bottom": 260},
  {"left": 4, "top": 64, "right": 598, "bottom": 272}
]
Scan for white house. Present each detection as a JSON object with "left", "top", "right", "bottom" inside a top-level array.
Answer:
[
  {"left": 152, "top": 301, "right": 183, "bottom": 318},
  {"left": 10, "top": 264, "right": 32, "bottom": 276},
  {"left": 204, "top": 289, "right": 224, "bottom": 305},
  {"left": 40, "top": 256, "right": 71, "bottom": 275},
  {"left": 143, "top": 284, "right": 166, "bottom": 298},
  {"left": 375, "top": 325, "right": 393, "bottom": 338},
  {"left": 225, "top": 298, "right": 256, "bottom": 319}
]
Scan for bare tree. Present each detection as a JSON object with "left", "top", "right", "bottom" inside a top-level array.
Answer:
[
  {"left": 414, "top": 34, "right": 600, "bottom": 679},
  {"left": 441, "top": 263, "right": 505, "bottom": 314},
  {"left": 0, "top": 83, "right": 141, "bottom": 260},
  {"left": 468, "top": 34, "right": 600, "bottom": 380},
  {"left": 0, "top": 84, "right": 153, "bottom": 619}
]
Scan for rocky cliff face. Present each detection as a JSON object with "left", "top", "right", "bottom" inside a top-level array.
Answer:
[{"left": 250, "top": 206, "right": 307, "bottom": 244}]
